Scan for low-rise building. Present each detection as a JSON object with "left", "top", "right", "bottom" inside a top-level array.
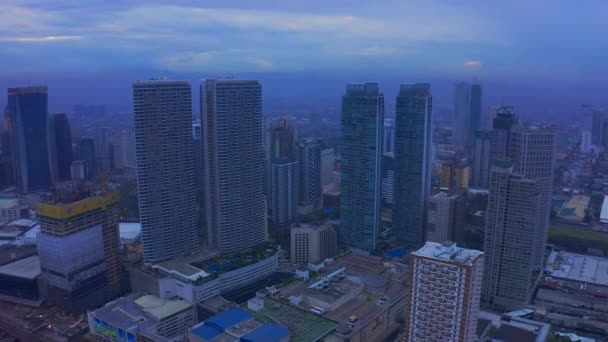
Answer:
[
  {"left": 130, "top": 245, "right": 279, "bottom": 304},
  {"left": 189, "top": 308, "right": 289, "bottom": 342},
  {"left": 0, "top": 254, "right": 43, "bottom": 306},
  {"left": 88, "top": 293, "right": 196, "bottom": 342},
  {"left": 290, "top": 223, "right": 338, "bottom": 264}
]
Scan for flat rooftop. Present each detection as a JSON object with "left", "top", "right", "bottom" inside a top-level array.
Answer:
[
  {"left": 412, "top": 241, "right": 483, "bottom": 266},
  {"left": 134, "top": 295, "right": 192, "bottom": 321},
  {"left": 0, "top": 255, "right": 40, "bottom": 279},
  {"left": 548, "top": 251, "right": 608, "bottom": 287},
  {"left": 0, "top": 198, "right": 19, "bottom": 209},
  {"left": 249, "top": 298, "right": 336, "bottom": 342}
]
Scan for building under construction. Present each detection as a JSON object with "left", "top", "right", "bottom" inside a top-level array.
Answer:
[{"left": 36, "top": 186, "right": 128, "bottom": 311}]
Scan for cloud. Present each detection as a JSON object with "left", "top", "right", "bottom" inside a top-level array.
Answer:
[
  {"left": 464, "top": 60, "right": 482, "bottom": 67},
  {"left": 328, "top": 46, "right": 414, "bottom": 57},
  {"left": 0, "top": 35, "right": 84, "bottom": 42}
]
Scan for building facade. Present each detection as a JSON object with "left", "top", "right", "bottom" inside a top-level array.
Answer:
[
  {"left": 270, "top": 118, "right": 298, "bottom": 226},
  {"left": 290, "top": 223, "right": 338, "bottom": 264},
  {"left": 95, "top": 127, "right": 111, "bottom": 174},
  {"left": 201, "top": 79, "right": 266, "bottom": 254},
  {"left": 37, "top": 190, "right": 125, "bottom": 311},
  {"left": 112, "top": 128, "right": 136, "bottom": 173},
  {"left": 482, "top": 164, "right": 540, "bottom": 310},
  {"left": 393, "top": 83, "right": 432, "bottom": 248},
  {"left": 407, "top": 242, "right": 484, "bottom": 342},
  {"left": 50, "top": 113, "right": 73, "bottom": 181},
  {"left": 321, "top": 148, "right": 335, "bottom": 187},
  {"left": 297, "top": 138, "right": 322, "bottom": 215},
  {"left": 134, "top": 80, "right": 200, "bottom": 263},
  {"left": 509, "top": 124, "right": 556, "bottom": 270},
  {"left": 472, "top": 130, "right": 491, "bottom": 188},
  {"left": 340, "top": 83, "right": 384, "bottom": 252},
  {"left": 78, "top": 137, "right": 96, "bottom": 180},
  {"left": 426, "top": 192, "right": 466, "bottom": 244},
  {"left": 452, "top": 82, "right": 470, "bottom": 146},
  {"left": 469, "top": 82, "right": 483, "bottom": 146},
  {"left": 7, "top": 86, "right": 52, "bottom": 193}
]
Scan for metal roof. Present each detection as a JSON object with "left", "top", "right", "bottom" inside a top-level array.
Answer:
[{"left": 241, "top": 323, "right": 289, "bottom": 342}]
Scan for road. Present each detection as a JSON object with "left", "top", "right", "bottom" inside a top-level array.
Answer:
[{"left": 0, "top": 318, "right": 44, "bottom": 342}]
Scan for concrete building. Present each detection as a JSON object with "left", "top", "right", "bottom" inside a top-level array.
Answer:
[
  {"left": 88, "top": 293, "right": 196, "bottom": 342},
  {"left": 440, "top": 161, "right": 453, "bottom": 189},
  {"left": 482, "top": 163, "right": 540, "bottom": 310},
  {"left": 7, "top": 86, "right": 52, "bottom": 193},
  {"left": 472, "top": 130, "right": 491, "bottom": 188},
  {"left": 95, "top": 127, "right": 111, "bottom": 174},
  {"left": 112, "top": 128, "right": 136, "bottom": 173},
  {"left": 271, "top": 161, "right": 298, "bottom": 226},
  {"left": 297, "top": 138, "right": 322, "bottom": 216},
  {"left": 36, "top": 189, "right": 126, "bottom": 311},
  {"left": 426, "top": 192, "right": 466, "bottom": 244},
  {"left": 134, "top": 80, "right": 200, "bottom": 263},
  {"left": 407, "top": 242, "right": 484, "bottom": 342},
  {"left": 381, "top": 152, "right": 394, "bottom": 207},
  {"left": 130, "top": 246, "right": 279, "bottom": 304},
  {"left": 340, "top": 83, "right": 383, "bottom": 252},
  {"left": 0, "top": 255, "right": 43, "bottom": 306},
  {"left": 383, "top": 118, "right": 395, "bottom": 154},
  {"left": 270, "top": 118, "right": 297, "bottom": 226},
  {"left": 393, "top": 83, "right": 432, "bottom": 248},
  {"left": 469, "top": 82, "right": 483, "bottom": 146},
  {"left": 290, "top": 223, "right": 338, "bottom": 264},
  {"left": 201, "top": 79, "right": 266, "bottom": 254},
  {"left": 454, "top": 163, "right": 470, "bottom": 189},
  {"left": 78, "top": 137, "right": 95, "bottom": 180},
  {"left": 580, "top": 130, "right": 592, "bottom": 153},
  {"left": 321, "top": 148, "right": 335, "bottom": 187},
  {"left": 510, "top": 124, "right": 556, "bottom": 270},
  {"left": 70, "top": 160, "right": 86, "bottom": 180},
  {"left": 0, "top": 198, "right": 23, "bottom": 221}
]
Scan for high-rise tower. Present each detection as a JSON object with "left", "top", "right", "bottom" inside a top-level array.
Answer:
[
  {"left": 393, "top": 83, "right": 432, "bottom": 248},
  {"left": 509, "top": 124, "right": 556, "bottom": 269},
  {"left": 50, "top": 113, "right": 73, "bottom": 181},
  {"left": 269, "top": 118, "right": 297, "bottom": 226},
  {"left": 482, "top": 162, "right": 540, "bottom": 310},
  {"left": 37, "top": 189, "right": 126, "bottom": 311},
  {"left": 201, "top": 79, "right": 266, "bottom": 254},
  {"left": 7, "top": 86, "right": 52, "bottom": 193},
  {"left": 340, "top": 83, "right": 383, "bottom": 252},
  {"left": 133, "top": 80, "right": 200, "bottom": 263},
  {"left": 297, "top": 138, "right": 322, "bottom": 216},
  {"left": 453, "top": 82, "right": 470, "bottom": 146},
  {"left": 407, "top": 242, "right": 484, "bottom": 342}
]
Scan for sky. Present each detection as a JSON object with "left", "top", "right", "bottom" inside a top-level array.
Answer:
[{"left": 1, "top": 1, "right": 607, "bottom": 117}]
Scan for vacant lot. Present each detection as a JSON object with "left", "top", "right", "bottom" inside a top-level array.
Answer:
[{"left": 548, "top": 224, "right": 608, "bottom": 255}]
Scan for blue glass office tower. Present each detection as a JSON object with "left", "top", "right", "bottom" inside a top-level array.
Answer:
[
  {"left": 469, "top": 82, "right": 483, "bottom": 146},
  {"left": 51, "top": 113, "right": 73, "bottom": 181},
  {"left": 7, "top": 87, "right": 51, "bottom": 193},
  {"left": 78, "top": 137, "right": 95, "bottom": 180},
  {"left": 340, "top": 83, "right": 383, "bottom": 252},
  {"left": 393, "top": 83, "right": 432, "bottom": 248}
]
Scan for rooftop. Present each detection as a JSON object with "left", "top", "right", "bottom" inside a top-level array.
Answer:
[
  {"left": 36, "top": 190, "right": 120, "bottom": 220},
  {"left": 0, "top": 255, "right": 40, "bottom": 279},
  {"left": 412, "top": 241, "right": 483, "bottom": 266},
  {"left": 133, "top": 295, "right": 192, "bottom": 321},
  {"left": 248, "top": 298, "right": 336, "bottom": 342},
  {"left": 118, "top": 222, "right": 142, "bottom": 242},
  {"left": 0, "top": 198, "right": 19, "bottom": 209},
  {"left": 191, "top": 308, "right": 289, "bottom": 342},
  {"left": 547, "top": 251, "right": 608, "bottom": 287}
]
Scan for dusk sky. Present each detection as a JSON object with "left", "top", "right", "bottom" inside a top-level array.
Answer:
[
  {"left": 2, "top": 0, "right": 607, "bottom": 80},
  {"left": 1, "top": 1, "right": 607, "bottom": 117}
]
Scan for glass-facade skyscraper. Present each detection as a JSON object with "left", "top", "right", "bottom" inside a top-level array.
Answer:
[
  {"left": 469, "top": 82, "right": 483, "bottom": 146},
  {"left": 340, "top": 83, "right": 383, "bottom": 252},
  {"left": 270, "top": 118, "right": 297, "bottom": 226},
  {"left": 393, "top": 83, "right": 432, "bottom": 248},
  {"left": 201, "top": 79, "right": 267, "bottom": 254},
  {"left": 7, "top": 86, "right": 52, "bottom": 193},
  {"left": 51, "top": 113, "right": 73, "bottom": 181},
  {"left": 133, "top": 80, "right": 200, "bottom": 263}
]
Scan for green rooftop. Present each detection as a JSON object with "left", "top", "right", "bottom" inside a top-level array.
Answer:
[{"left": 248, "top": 298, "right": 337, "bottom": 342}]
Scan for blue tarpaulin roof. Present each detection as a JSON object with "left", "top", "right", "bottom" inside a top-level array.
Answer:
[
  {"left": 388, "top": 247, "right": 406, "bottom": 258},
  {"left": 240, "top": 323, "right": 289, "bottom": 342},
  {"left": 192, "top": 324, "right": 222, "bottom": 340},
  {"left": 206, "top": 308, "right": 252, "bottom": 332}
]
